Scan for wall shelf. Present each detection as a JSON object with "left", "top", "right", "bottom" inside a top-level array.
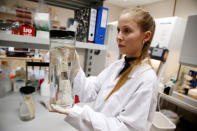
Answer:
[
  {"left": 0, "top": 33, "right": 107, "bottom": 50},
  {"left": 75, "top": 41, "right": 106, "bottom": 50},
  {"left": 0, "top": 33, "right": 49, "bottom": 49},
  {"left": 0, "top": 56, "right": 43, "bottom": 61}
]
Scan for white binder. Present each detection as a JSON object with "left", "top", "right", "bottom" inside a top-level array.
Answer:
[{"left": 88, "top": 8, "right": 97, "bottom": 43}]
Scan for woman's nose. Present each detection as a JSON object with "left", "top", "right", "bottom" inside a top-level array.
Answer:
[{"left": 117, "top": 32, "right": 123, "bottom": 41}]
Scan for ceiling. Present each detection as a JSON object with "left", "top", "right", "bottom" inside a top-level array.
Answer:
[{"left": 105, "top": 0, "right": 165, "bottom": 8}]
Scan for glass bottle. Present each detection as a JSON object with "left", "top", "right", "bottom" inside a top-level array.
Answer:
[
  {"left": 49, "top": 30, "right": 76, "bottom": 108},
  {"left": 19, "top": 86, "right": 35, "bottom": 121}
]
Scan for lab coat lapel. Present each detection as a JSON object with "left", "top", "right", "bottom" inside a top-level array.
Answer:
[
  {"left": 128, "top": 62, "right": 152, "bottom": 80},
  {"left": 106, "top": 59, "right": 125, "bottom": 88}
]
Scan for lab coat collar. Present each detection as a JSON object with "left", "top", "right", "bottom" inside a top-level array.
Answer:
[{"left": 128, "top": 59, "right": 152, "bottom": 79}]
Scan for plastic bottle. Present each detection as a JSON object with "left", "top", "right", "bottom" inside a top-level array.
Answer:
[
  {"left": 164, "top": 78, "right": 176, "bottom": 95},
  {"left": 0, "top": 61, "right": 12, "bottom": 97}
]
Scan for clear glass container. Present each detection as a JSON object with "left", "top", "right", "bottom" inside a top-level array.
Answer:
[
  {"left": 19, "top": 86, "right": 35, "bottom": 121},
  {"left": 49, "top": 30, "right": 76, "bottom": 108}
]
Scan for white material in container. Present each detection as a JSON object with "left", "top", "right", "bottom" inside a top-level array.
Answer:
[
  {"left": 150, "top": 112, "right": 176, "bottom": 131},
  {"left": 160, "top": 109, "right": 179, "bottom": 125}
]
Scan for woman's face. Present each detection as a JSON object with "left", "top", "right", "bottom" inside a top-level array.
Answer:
[{"left": 117, "top": 13, "right": 145, "bottom": 58}]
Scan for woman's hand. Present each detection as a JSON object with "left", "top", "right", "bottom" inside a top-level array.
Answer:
[{"left": 48, "top": 102, "right": 72, "bottom": 115}]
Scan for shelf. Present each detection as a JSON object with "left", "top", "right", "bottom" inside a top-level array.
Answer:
[
  {"left": 0, "top": 56, "right": 43, "bottom": 61},
  {"left": 0, "top": 33, "right": 107, "bottom": 50},
  {"left": 0, "top": 33, "right": 49, "bottom": 49},
  {"left": 0, "top": 12, "right": 16, "bottom": 16},
  {"left": 51, "top": 19, "right": 60, "bottom": 25},
  {"left": 75, "top": 41, "right": 106, "bottom": 50}
]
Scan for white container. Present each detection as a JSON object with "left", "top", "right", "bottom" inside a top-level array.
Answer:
[
  {"left": 150, "top": 112, "right": 176, "bottom": 131},
  {"left": 36, "top": 31, "right": 49, "bottom": 39},
  {"left": 160, "top": 110, "right": 179, "bottom": 125}
]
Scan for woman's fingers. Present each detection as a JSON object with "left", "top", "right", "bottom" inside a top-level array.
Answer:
[{"left": 51, "top": 104, "right": 71, "bottom": 115}]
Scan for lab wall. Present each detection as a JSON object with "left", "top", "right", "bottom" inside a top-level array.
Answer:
[
  {"left": 103, "top": 3, "right": 125, "bottom": 22},
  {"left": 175, "top": 0, "right": 197, "bottom": 18},
  {"left": 141, "top": 0, "right": 175, "bottom": 18},
  {"left": 141, "top": 0, "right": 197, "bottom": 19}
]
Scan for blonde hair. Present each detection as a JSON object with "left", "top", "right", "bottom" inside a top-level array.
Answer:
[{"left": 105, "top": 8, "right": 155, "bottom": 101}]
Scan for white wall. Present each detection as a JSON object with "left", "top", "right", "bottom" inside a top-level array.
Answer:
[
  {"left": 175, "top": 0, "right": 197, "bottom": 18},
  {"left": 141, "top": 0, "right": 197, "bottom": 19},
  {"left": 141, "top": 0, "right": 175, "bottom": 18},
  {"left": 103, "top": 3, "right": 125, "bottom": 22}
]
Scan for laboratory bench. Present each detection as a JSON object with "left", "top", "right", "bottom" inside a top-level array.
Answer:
[
  {"left": 0, "top": 92, "right": 77, "bottom": 131},
  {"left": 159, "top": 91, "right": 197, "bottom": 114},
  {"left": 159, "top": 92, "right": 197, "bottom": 131},
  {"left": 1, "top": 91, "right": 197, "bottom": 131}
]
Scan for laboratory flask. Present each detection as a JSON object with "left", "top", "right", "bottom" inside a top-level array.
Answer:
[
  {"left": 19, "top": 86, "right": 35, "bottom": 121},
  {"left": 49, "top": 30, "right": 76, "bottom": 108}
]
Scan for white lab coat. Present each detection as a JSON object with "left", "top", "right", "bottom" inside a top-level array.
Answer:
[{"left": 65, "top": 58, "right": 158, "bottom": 131}]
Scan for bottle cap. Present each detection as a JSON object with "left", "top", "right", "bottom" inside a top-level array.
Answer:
[
  {"left": 74, "top": 95, "right": 80, "bottom": 104},
  {"left": 20, "top": 86, "right": 35, "bottom": 95}
]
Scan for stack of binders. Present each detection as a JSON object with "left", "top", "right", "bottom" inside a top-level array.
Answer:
[
  {"left": 74, "top": 6, "right": 108, "bottom": 44},
  {"left": 75, "top": 8, "right": 97, "bottom": 43}
]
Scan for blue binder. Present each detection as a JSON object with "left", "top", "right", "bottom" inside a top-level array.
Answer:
[{"left": 94, "top": 7, "right": 109, "bottom": 44}]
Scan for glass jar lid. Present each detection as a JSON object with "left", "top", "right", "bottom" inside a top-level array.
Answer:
[{"left": 20, "top": 86, "right": 35, "bottom": 95}]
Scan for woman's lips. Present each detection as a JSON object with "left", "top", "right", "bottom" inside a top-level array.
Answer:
[{"left": 118, "top": 44, "right": 125, "bottom": 48}]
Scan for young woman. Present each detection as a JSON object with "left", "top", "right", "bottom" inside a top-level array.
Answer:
[{"left": 49, "top": 8, "right": 158, "bottom": 131}]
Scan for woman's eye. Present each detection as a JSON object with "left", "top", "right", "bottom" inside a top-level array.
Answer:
[
  {"left": 124, "top": 28, "right": 130, "bottom": 33},
  {"left": 117, "top": 28, "right": 120, "bottom": 33}
]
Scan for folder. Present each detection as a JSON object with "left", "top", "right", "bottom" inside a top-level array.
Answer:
[
  {"left": 88, "top": 8, "right": 97, "bottom": 43},
  {"left": 94, "top": 7, "right": 109, "bottom": 44}
]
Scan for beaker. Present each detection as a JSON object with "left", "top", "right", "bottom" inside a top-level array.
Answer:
[
  {"left": 49, "top": 30, "right": 76, "bottom": 108},
  {"left": 19, "top": 86, "right": 35, "bottom": 121}
]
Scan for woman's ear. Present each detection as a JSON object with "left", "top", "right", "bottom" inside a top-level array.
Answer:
[{"left": 143, "top": 31, "right": 152, "bottom": 43}]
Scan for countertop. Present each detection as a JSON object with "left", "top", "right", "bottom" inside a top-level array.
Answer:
[{"left": 0, "top": 92, "right": 77, "bottom": 131}]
